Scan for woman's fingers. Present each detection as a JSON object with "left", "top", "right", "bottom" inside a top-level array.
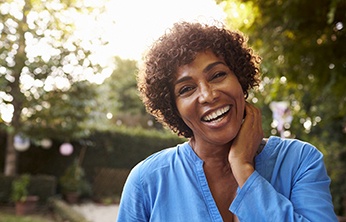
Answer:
[{"left": 228, "top": 103, "right": 264, "bottom": 187}]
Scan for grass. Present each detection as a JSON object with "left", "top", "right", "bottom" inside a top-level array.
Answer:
[
  {"left": 0, "top": 205, "right": 55, "bottom": 222},
  {"left": 0, "top": 212, "right": 54, "bottom": 222}
]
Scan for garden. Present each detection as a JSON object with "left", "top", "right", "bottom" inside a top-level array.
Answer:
[{"left": 0, "top": 0, "right": 345, "bottom": 220}]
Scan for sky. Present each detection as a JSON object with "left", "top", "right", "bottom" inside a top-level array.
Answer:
[{"left": 91, "top": 0, "right": 226, "bottom": 61}]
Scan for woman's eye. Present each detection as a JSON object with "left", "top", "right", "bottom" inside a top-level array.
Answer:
[
  {"left": 179, "top": 86, "right": 194, "bottom": 95},
  {"left": 212, "top": 71, "right": 227, "bottom": 80}
]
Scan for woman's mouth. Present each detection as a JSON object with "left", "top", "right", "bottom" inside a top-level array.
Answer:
[{"left": 202, "top": 105, "right": 231, "bottom": 122}]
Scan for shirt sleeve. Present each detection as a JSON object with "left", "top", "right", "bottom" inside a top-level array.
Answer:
[
  {"left": 229, "top": 146, "right": 338, "bottom": 221},
  {"left": 117, "top": 163, "right": 149, "bottom": 222}
]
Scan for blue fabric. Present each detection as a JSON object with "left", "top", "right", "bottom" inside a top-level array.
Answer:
[{"left": 117, "top": 136, "right": 337, "bottom": 222}]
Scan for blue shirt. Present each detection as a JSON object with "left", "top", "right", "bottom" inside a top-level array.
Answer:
[{"left": 117, "top": 136, "right": 337, "bottom": 221}]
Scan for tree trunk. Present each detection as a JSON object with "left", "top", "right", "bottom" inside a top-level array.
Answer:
[
  {"left": 3, "top": 0, "right": 28, "bottom": 176},
  {"left": 4, "top": 132, "right": 17, "bottom": 176}
]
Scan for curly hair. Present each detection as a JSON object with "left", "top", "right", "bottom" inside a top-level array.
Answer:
[{"left": 137, "top": 21, "right": 261, "bottom": 138}]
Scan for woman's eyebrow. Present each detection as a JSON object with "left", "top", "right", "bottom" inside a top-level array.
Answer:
[
  {"left": 174, "top": 61, "right": 226, "bottom": 86},
  {"left": 203, "top": 61, "right": 225, "bottom": 73},
  {"left": 174, "top": 76, "right": 192, "bottom": 85}
]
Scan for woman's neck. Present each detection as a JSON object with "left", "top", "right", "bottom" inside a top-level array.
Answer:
[{"left": 189, "top": 137, "right": 231, "bottom": 169}]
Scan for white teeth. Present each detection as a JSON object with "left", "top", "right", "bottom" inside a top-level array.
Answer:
[{"left": 203, "top": 105, "right": 230, "bottom": 122}]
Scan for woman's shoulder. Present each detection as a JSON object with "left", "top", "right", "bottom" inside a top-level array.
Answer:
[
  {"left": 129, "top": 141, "right": 189, "bottom": 176},
  {"left": 256, "top": 136, "right": 326, "bottom": 182},
  {"left": 260, "top": 136, "right": 323, "bottom": 162},
  {"left": 271, "top": 136, "right": 319, "bottom": 150}
]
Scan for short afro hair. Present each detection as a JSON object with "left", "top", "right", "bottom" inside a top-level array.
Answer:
[{"left": 137, "top": 21, "right": 261, "bottom": 138}]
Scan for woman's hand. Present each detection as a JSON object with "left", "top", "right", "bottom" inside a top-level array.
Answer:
[{"left": 228, "top": 102, "right": 264, "bottom": 187}]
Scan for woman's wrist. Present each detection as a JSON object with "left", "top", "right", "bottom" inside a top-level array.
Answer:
[{"left": 230, "top": 161, "right": 254, "bottom": 188}]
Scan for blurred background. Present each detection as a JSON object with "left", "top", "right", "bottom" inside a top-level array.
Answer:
[{"left": 0, "top": 0, "right": 345, "bottom": 220}]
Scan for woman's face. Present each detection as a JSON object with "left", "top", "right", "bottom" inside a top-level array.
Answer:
[{"left": 174, "top": 51, "right": 245, "bottom": 146}]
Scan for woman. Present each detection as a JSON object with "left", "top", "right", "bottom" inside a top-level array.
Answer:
[{"left": 117, "top": 21, "right": 337, "bottom": 221}]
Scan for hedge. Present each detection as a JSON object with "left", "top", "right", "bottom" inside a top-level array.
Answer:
[
  {"left": 0, "top": 127, "right": 186, "bottom": 197},
  {"left": 0, "top": 174, "right": 56, "bottom": 204}
]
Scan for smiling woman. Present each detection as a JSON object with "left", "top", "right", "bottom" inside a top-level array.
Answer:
[
  {"left": 117, "top": 21, "right": 338, "bottom": 222},
  {"left": 173, "top": 51, "right": 246, "bottom": 147}
]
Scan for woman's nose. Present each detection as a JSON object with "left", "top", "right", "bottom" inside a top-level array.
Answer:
[{"left": 198, "top": 83, "right": 216, "bottom": 104}]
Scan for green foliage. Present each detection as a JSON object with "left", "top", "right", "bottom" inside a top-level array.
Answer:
[
  {"left": 0, "top": 0, "right": 105, "bottom": 133},
  {"left": 23, "top": 80, "right": 99, "bottom": 140},
  {"left": 0, "top": 0, "right": 108, "bottom": 175},
  {"left": 59, "top": 159, "right": 91, "bottom": 196},
  {"left": 105, "top": 57, "right": 143, "bottom": 114},
  {"left": 217, "top": 0, "right": 346, "bottom": 215},
  {"left": 4, "top": 126, "right": 185, "bottom": 174},
  {"left": 11, "top": 174, "right": 31, "bottom": 203},
  {"left": 0, "top": 174, "right": 56, "bottom": 204},
  {"left": 0, "top": 174, "right": 13, "bottom": 202},
  {"left": 90, "top": 56, "right": 161, "bottom": 130},
  {"left": 85, "top": 127, "right": 186, "bottom": 169},
  {"left": 1, "top": 127, "right": 186, "bottom": 198}
]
